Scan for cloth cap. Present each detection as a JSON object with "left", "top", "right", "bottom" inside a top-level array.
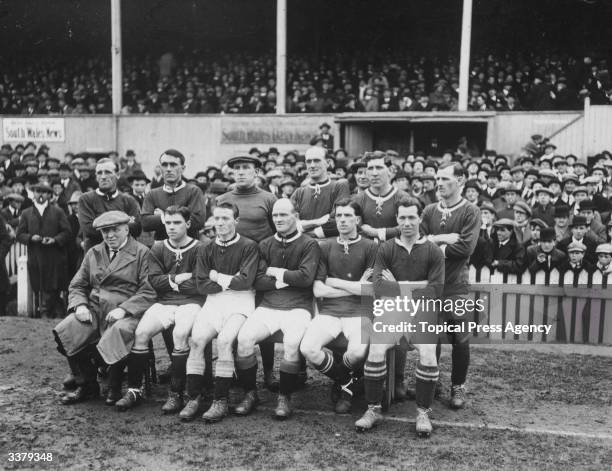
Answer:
[{"left": 92, "top": 210, "right": 131, "bottom": 230}]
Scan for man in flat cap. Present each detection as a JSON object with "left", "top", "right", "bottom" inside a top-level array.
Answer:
[
  {"left": 553, "top": 205, "right": 571, "bottom": 243},
  {"left": 531, "top": 187, "right": 556, "bottom": 227},
  {"left": 216, "top": 155, "right": 279, "bottom": 391},
  {"left": 53, "top": 211, "right": 156, "bottom": 405},
  {"left": 78, "top": 158, "right": 142, "bottom": 252},
  {"left": 17, "top": 183, "right": 72, "bottom": 318},
  {"left": 512, "top": 200, "right": 533, "bottom": 245},
  {"left": 559, "top": 241, "right": 593, "bottom": 276},
  {"left": 595, "top": 243, "right": 612, "bottom": 275},
  {"left": 491, "top": 219, "right": 525, "bottom": 274},
  {"left": 578, "top": 200, "right": 607, "bottom": 243},
  {"left": 558, "top": 215, "right": 599, "bottom": 266},
  {"left": 317, "top": 122, "right": 334, "bottom": 153}
]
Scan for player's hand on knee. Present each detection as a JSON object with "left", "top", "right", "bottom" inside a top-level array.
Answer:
[
  {"left": 75, "top": 305, "right": 92, "bottom": 323},
  {"left": 106, "top": 308, "right": 126, "bottom": 323}
]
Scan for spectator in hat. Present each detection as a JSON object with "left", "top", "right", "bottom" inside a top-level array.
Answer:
[
  {"left": 531, "top": 187, "right": 556, "bottom": 227},
  {"left": 558, "top": 215, "right": 599, "bottom": 265},
  {"left": 127, "top": 170, "right": 150, "bottom": 209},
  {"left": 495, "top": 183, "right": 521, "bottom": 219},
  {"left": 418, "top": 174, "right": 438, "bottom": 207},
  {"left": 317, "top": 122, "right": 334, "bottom": 152},
  {"left": 266, "top": 169, "right": 284, "bottom": 198},
  {"left": 119, "top": 150, "right": 142, "bottom": 179},
  {"left": 524, "top": 218, "right": 549, "bottom": 250},
  {"left": 463, "top": 179, "right": 482, "bottom": 205},
  {"left": 512, "top": 200, "right": 533, "bottom": 244},
  {"left": 66, "top": 192, "right": 84, "bottom": 279},
  {"left": 482, "top": 170, "right": 501, "bottom": 201},
  {"left": 525, "top": 227, "right": 565, "bottom": 274},
  {"left": 560, "top": 174, "right": 578, "bottom": 206},
  {"left": 59, "top": 163, "right": 82, "bottom": 202},
  {"left": 279, "top": 178, "right": 297, "bottom": 199},
  {"left": 578, "top": 199, "right": 607, "bottom": 243},
  {"left": 559, "top": 241, "right": 593, "bottom": 277},
  {"left": 470, "top": 202, "right": 495, "bottom": 270},
  {"left": 594, "top": 243, "right": 612, "bottom": 275},
  {"left": 16, "top": 183, "right": 72, "bottom": 317},
  {"left": 2, "top": 193, "right": 24, "bottom": 234},
  {"left": 491, "top": 219, "right": 525, "bottom": 275},
  {"left": 78, "top": 166, "right": 97, "bottom": 192},
  {"left": 553, "top": 205, "right": 571, "bottom": 242}
]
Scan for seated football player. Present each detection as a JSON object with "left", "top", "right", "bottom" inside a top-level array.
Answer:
[
  {"left": 114, "top": 206, "right": 204, "bottom": 411},
  {"left": 179, "top": 202, "right": 261, "bottom": 422},
  {"left": 300, "top": 199, "right": 377, "bottom": 414},
  {"left": 235, "top": 199, "right": 321, "bottom": 420}
]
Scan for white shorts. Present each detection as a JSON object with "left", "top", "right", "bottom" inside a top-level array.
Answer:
[
  {"left": 145, "top": 303, "right": 201, "bottom": 331},
  {"left": 200, "top": 290, "right": 256, "bottom": 334},
  {"left": 309, "top": 314, "right": 368, "bottom": 343},
  {"left": 250, "top": 306, "right": 312, "bottom": 338}
]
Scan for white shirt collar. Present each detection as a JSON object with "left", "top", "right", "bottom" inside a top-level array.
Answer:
[
  {"left": 394, "top": 236, "right": 426, "bottom": 253},
  {"left": 33, "top": 200, "right": 48, "bottom": 215},
  {"left": 215, "top": 233, "right": 240, "bottom": 247}
]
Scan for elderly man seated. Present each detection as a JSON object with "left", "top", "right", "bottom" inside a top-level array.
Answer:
[{"left": 53, "top": 210, "right": 156, "bottom": 405}]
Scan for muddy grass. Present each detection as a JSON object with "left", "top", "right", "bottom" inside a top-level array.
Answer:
[{"left": 1, "top": 317, "right": 611, "bottom": 470}]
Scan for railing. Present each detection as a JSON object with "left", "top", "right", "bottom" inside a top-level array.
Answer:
[{"left": 467, "top": 267, "right": 611, "bottom": 345}]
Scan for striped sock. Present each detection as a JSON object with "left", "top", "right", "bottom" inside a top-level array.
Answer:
[
  {"left": 127, "top": 348, "right": 149, "bottom": 389},
  {"left": 415, "top": 362, "right": 439, "bottom": 409},
  {"left": 364, "top": 360, "right": 387, "bottom": 405}
]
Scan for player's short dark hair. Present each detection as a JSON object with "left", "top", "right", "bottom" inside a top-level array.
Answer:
[
  {"left": 364, "top": 150, "right": 391, "bottom": 167},
  {"left": 164, "top": 205, "right": 191, "bottom": 222},
  {"left": 160, "top": 149, "right": 186, "bottom": 165},
  {"left": 96, "top": 157, "right": 118, "bottom": 172},
  {"left": 396, "top": 197, "right": 423, "bottom": 216},
  {"left": 214, "top": 201, "right": 239, "bottom": 218},
  {"left": 334, "top": 198, "right": 363, "bottom": 217}
]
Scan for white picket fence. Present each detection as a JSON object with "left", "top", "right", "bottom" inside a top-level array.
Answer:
[
  {"left": 467, "top": 266, "right": 612, "bottom": 345},
  {"left": 7, "top": 243, "right": 611, "bottom": 344}
]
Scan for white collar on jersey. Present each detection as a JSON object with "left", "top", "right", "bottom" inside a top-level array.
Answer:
[
  {"left": 394, "top": 236, "right": 427, "bottom": 251},
  {"left": 163, "top": 238, "right": 198, "bottom": 262},
  {"left": 308, "top": 179, "right": 331, "bottom": 198},
  {"left": 162, "top": 181, "right": 186, "bottom": 193},
  {"left": 365, "top": 187, "right": 397, "bottom": 215},
  {"left": 215, "top": 233, "right": 240, "bottom": 247},
  {"left": 274, "top": 231, "right": 301, "bottom": 244},
  {"left": 95, "top": 189, "right": 119, "bottom": 199},
  {"left": 336, "top": 235, "right": 362, "bottom": 254}
]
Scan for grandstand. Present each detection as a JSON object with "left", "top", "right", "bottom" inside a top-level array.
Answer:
[{"left": 1, "top": 1, "right": 612, "bottom": 470}]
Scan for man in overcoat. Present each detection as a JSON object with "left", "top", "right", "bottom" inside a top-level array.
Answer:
[
  {"left": 53, "top": 210, "right": 156, "bottom": 405},
  {"left": 16, "top": 183, "right": 72, "bottom": 317}
]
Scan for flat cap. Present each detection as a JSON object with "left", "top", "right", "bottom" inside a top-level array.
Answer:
[
  {"left": 513, "top": 201, "right": 532, "bottom": 216},
  {"left": 538, "top": 169, "right": 557, "bottom": 179},
  {"left": 5, "top": 193, "right": 24, "bottom": 202},
  {"left": 567, "top": 241, "right": 586, "bottom": 252},
  {"left": 510, "top": 165, "right": 524, "bottom": 174},
  {"left": 68, "top": 192, "right": 82, "bottom": 204},
  {"left": 479, "top": 201, "right": 497, "bottom": 215},
  {"left": 227, "top": 155, "right": 262, "bottom": 169},
  {"left": 529, "top": 218, "right": 549, "bottom": 229},
  {"left": 266, "top": 169, "right": 283, "bottom": 179},
  {"left": 493, "top": 218, "right": 516, "bottom": 228},
  {"left": 578, "top": 200, "right": 596, "bottom": 211},
  {"left": 583, "top": 176, "right": 600, "bottom": 185},
  {"left": 279, "top": 178, "right": 297, "bottom": 188},
  {"left": 92, "top": 210, "right": 131, "bottom": 230},
  {"left": 535, "top": 187, "right": 554, "bottom": 197},
  {"left": 572, "top": 186, "right": 588, "bottom": 195},
  {"left": 595, "top": 243, "right": 612, "bottom": 254}
]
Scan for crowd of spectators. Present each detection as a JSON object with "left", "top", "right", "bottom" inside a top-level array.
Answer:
[
  {"left": 2, "top": 52, "right": 612, "bottom": 115},
  {"left": 2, "top": 123, "right": 612, "bottom": 295}
]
